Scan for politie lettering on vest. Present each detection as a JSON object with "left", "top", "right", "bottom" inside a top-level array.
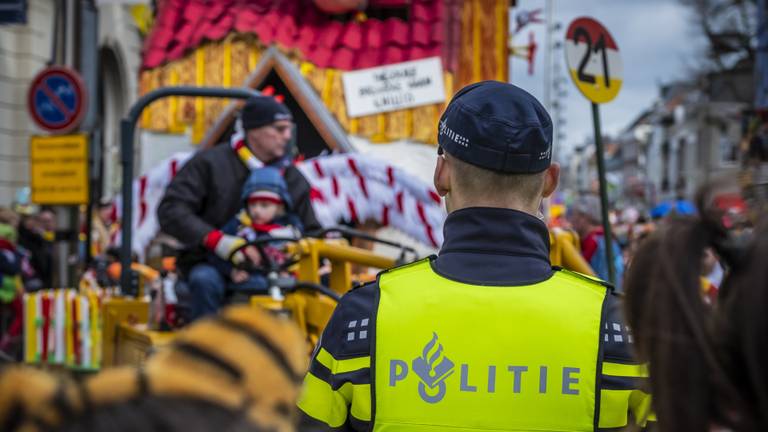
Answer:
[{"left": 388, "top": 333, "right": 581, "bottom": 404}]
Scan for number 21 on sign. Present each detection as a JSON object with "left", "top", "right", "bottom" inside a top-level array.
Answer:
[{"left": 565, "top": 17, "right": 623, "bottom": 104}]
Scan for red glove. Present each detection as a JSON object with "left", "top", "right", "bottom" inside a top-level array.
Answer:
[{"left": 204, "top": 230, "right": 246, "bottom": 264}]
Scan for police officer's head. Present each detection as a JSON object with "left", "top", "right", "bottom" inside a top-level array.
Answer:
[
  {"left": 240, "top": 96, "right": 294, "bottom": 163},
  {"left": 433, "top": 81, "right": 560, "bottom": 214}
]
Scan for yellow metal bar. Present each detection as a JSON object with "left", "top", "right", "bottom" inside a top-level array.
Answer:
[
  {"left": 296, "top": 239, "right": 321, "bottom": 284},
  {"left": 328, "top": 259, "right": 352, "bottom": 294},
  {"left": 312, "top": 239, "right": 396, "bottom": 270},
  {"left": 101, "top": 298, "right": 150, "bottom": 367},
  {"left": 250, "top": 239, "right": 398, "bottom": 347},
  {"left": 303, "top": 295, "right": 337, "bottom": 345}
]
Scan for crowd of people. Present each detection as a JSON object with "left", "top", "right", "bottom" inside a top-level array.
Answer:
[
  {"left": 0, "top": 83, "right": 765, "bottom": 431},
  {"left": 0, "top": 198, "right": 123, "bottom": 359},
  {"left": 550, "top": 193, "right": 735, "bottom": 303},
  {"left": 0, "top": 205, "right": 55, "bottom": 357}
]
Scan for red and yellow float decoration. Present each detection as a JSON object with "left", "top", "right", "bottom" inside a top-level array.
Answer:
[{"left": 138, "top": 0, "right": 513, "bottom": 145}]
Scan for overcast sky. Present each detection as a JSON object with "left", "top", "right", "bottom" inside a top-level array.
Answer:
[{"left": 510, "top": 0, "right": 708, "bottom": 157}]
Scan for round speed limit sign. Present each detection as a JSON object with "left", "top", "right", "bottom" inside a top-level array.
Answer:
[{"left": 565, "top": 17, "right": 623, "bottom": 104}]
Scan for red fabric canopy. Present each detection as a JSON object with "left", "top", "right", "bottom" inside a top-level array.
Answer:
[{"left": 141, "top": 0, "right": 445, "bottom": 71}]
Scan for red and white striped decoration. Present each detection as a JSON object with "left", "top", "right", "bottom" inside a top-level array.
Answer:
[
  {"left": 297, "top": 154, "right": 446, "bottom": 248},
  {"left": 114, "top": 152, "right": 446, "bottom": 258},
  {"left": 112, "top": 151, "right": 195, "bottom": 259}
]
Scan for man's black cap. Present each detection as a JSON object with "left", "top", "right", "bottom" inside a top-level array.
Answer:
[
  {"left": 438, "top": 81, "right": 553, "bottom": 173},
  {"left": 241, "top": 96, "right": 293, "bottom": 130}
]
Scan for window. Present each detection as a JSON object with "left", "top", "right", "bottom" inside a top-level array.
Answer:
[
  {"left": 661, "top": 140, "right": 670, "bottom": 192},
  {"left": 0, "top": 0, "right": 27, "bottom": 24}
]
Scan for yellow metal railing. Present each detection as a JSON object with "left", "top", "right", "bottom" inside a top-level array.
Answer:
[
  {"left": 293, "top": 238, "right": 396, "bottom": 294},
  {"left": 105, "top": 237, "right": 398, "bottom": 365}
]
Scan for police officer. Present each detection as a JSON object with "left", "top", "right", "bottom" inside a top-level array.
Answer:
[{"left": 298, "top": 81, "right": 653, "bottom": 431}]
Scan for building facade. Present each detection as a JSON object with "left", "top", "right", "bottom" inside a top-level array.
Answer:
[{"left": 0, "top": 0, "right": 143, "bottom": 205}]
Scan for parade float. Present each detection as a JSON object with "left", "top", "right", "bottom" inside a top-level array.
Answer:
[
  {"left": 20, "top": 0, "right": 595, "bottom": 370},
  {"left": 129, "top": 0, "right": 517, "bottom": 258}
]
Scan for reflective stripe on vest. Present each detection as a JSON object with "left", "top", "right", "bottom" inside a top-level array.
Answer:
[{"left": 373, "top": 259, "right": 607, "bottom": 432}]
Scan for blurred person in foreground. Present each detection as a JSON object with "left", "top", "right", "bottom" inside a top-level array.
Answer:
[
  {"left": 624, "top": 190, "right": 767, "bottom": 431},
  {"left": 0, "top": 305, "right": 307, "bottom": 431},
  {"left": 569, "top": 195, "right": 625, "bottom": 292}
]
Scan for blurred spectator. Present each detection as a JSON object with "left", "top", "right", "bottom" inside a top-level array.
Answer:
[
  {"left": 569, "top": 195, "right": 624, "bottom": 290},
  {"left": 624, "top": 193, "right": 767, "bottom": 431},
  {"left": 622, "top": 216, "right": 656, "bottom": 265},
  {"left": 748, "top": 121, "right": 768, "bottom": 163},
  {"left": 0, "top": 306, "right": 308, "bottom": 431},
  {"left": 37, "top": 208, "right": 56, "bottom": 240},
  {"left": 91, "top": 199, "right": 116, "bottom": 258},
  {"left": 17, "top": 208, "right": 54, "bottom": 288},
  {"left": 701, "top": 247, "right": 724, "bottom": 287},
  {"left": 0, "top": 208, "right": 23, "bottom": 357}
]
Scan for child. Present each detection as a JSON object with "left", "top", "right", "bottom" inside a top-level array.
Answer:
[{"left": 209, "top": 167, "right": 302, "bottom": 296}]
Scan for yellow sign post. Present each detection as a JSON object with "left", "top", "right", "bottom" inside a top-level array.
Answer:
[{"left": 30, "top": 134, "right": 89, "bottom": 204}]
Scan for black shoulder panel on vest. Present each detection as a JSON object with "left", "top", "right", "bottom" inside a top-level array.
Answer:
[
  {"left": 601, "top": 293, "right": 639, "bottom": 363},
  {"left": 317, "top": 282, "right": 378, "bottom": 360}
]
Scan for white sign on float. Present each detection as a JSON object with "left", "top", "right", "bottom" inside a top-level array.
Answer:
[{"left": 342, "top": 57, "right": 446, "bottom": 118}]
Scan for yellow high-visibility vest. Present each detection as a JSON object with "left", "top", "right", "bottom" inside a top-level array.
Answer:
[{"left": 374, "top": 258, "right": 607, "bottom": 431}]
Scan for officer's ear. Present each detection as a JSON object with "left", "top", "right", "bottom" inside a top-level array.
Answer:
[
  {"left": 541, "top": 163, "right": 560, "bottom": 198},
  {"left": 434, "top": 154, "right": 451, "bottom": 197}
]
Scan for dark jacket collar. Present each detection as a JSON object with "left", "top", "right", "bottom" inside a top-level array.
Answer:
[{"left": 433, "top": 207, "right": 553, "bottom": 285}]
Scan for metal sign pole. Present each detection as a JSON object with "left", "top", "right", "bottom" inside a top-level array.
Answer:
[{"left": 591, "top": 102, "right": 616, "bottom": 286}]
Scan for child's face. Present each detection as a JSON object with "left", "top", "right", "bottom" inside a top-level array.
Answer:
[{"left": 248, "top": 200, "right": 281, "bottom": 224}]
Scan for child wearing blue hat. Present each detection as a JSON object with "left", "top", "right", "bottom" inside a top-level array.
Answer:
[{"left": 206, "top": 167, "right": 303, "bottom": 301}]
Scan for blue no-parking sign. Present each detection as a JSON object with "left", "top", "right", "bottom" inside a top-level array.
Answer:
[{"left": 27, "top": 66, "right": 88, "bottom": 134}]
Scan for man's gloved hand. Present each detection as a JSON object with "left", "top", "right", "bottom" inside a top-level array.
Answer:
[{"left": 204, "top": 230, "right": 247, "bottom": 264}]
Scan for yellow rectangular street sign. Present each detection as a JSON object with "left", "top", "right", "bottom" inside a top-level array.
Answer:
[{"left": 30, "top": 134, "right": 89, "bottom": 204}]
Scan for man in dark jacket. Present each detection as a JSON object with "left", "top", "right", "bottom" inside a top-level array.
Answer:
[{"left": 158, "top": 96, "right": 320, "bottom": 319}]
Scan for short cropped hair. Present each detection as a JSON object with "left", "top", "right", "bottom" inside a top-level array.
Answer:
[{"left": 448, "top": 154, "right": 545, "bottom": 206}]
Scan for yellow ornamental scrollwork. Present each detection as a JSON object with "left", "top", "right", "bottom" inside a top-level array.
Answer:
[{"left": 139, "top": 33, "right": 462, "bottom": 146}]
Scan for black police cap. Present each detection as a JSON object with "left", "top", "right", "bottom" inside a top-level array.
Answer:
[{"left": 438, "top": 81, "right": 553, "bottom": 174}]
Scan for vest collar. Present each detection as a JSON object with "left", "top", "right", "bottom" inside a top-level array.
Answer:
[
  {"left": 434, "top": 207, "right": 552, "bottom": 285},
  {"left": 439, "top": 207, "right": 550, "bottom": 260}
]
